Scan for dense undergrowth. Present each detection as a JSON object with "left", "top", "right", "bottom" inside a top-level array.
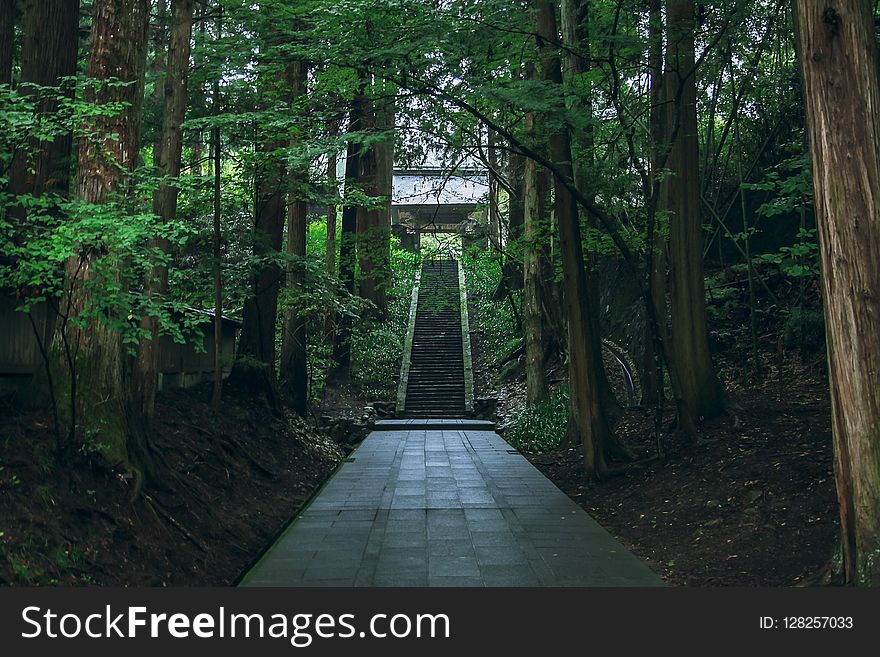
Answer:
[
  {"left": 305, "top": 223, "right": 421, "bottom": 405},
  {"left": 466, "top": 237, "right": 828, "bottom": 457}
]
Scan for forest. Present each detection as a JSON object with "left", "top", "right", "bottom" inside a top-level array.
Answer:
[{"left": 1, "top": 0, "right": 879, "bottom": 588}]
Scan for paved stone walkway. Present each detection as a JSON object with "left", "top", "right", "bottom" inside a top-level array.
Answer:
[{"left": 241, "top": 423, "right": 662, "bottom": 587}]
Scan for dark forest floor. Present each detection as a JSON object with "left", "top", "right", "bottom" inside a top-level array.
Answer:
[
  {"left": 487, "top": 360, "right": 838, "bottom": 586},
  {"left": 0, "top": 384, "right": 343, "bottom": 585},
  {"left": 527, "top": 365, "right": 837, "bottom": 586},
  {"left": 470, "top": 271, "right": 838, "bottom": 586}
]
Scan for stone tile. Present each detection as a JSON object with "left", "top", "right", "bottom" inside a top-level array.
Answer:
[
  {"left": 480, "top": 564, "right": 541, "bottom": 587},
  {"left": 474, "top": 545, "right": 529, "bottom": 566},
  {"left": 297, "top": 578, "right": 356, "bottom": 587},
  {"left": 374, "top": 560, "right": 427, "bottom": 577},
  {"left": 387, "top": 509, "right": 426, "bottom": 522},
  {"left": 464, "top": 508, "right": 505, "bottom": 521},
  {"left": 428, "top": 576, "right": 484, "bottom": 587},
  {"left": 308, "top": 549, "right": 365, "bottom": 567},
  {"left": 242, "top": 425, "right": 662, "bottom": 588},
  {"left": 385, "top": 522, "right": 426, "bottom": 536},
  {"left": 391, "top": 495, "right": 427, "bottom": 509},
  {"left": 303, "top": 564, "right": 360, "bottom": 581},
  {"left": 378, "top": 546, "right": 427, "bottom": 563},
  {"left": 426, "top": 509, "right": 468, "bottom": 525},
  {"left": 382, "top": 532, "right": 427, "bottom": 549},
  {"left": 428, "top": 539, "right": 476, "bottom": 557},
  {"left": 428, "top": 556, "right": 480, "bottom": 577},
  {"left": 470, "top": 531, "right": 518, "bottom": 547},
  {"left": 371, "top": 573, "right": 429, "bottom": 587}
]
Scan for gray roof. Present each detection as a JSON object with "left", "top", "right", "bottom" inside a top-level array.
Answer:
[{"left": 392, "top": 169, "right": 488, "bottom": 208}]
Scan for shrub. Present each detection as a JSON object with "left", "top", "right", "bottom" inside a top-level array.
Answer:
[
  {"left": 460, "top": 247, "right": 518, "bottom": 367},
  {"left": 782, "top": 307, "right": 825, "bottom": 353},
  {"left": 505, "top": 387, "right": 569, "bottom": 454}
]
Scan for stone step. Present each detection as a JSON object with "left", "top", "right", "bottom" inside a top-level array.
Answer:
[{"left": 399, "top": 260, "right": 469, "bottom": 419}]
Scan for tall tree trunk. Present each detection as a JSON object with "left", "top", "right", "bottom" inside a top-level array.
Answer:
[
  {"left": 0, "top": 0, "right": 15, "bottom": 86},
  {"left": 795, "top": 0, "right": 880, "bottom": 587},
  {"left": 507, "top": 149, "right": 526, "bottom": 287},
  {"left": 487, "top": 129, "right": 501, "bottom": 251},
  {"left": 522, "top": 57, "right": 551, "bottom": 406},
  {"left": 188, "top": 1, "right": 207, "bottom": 177},
  {"left": 60, "top": 0, "right": 149, "bottom": 464},
  {"left": 374, "top": 91, "right": 394, "bottom": 308},
  {"left": 324, "top": 142, "right": 338, "bottom": 336},
  {"left": 339, "top": 99, "right": 363, "bottom": 296},
  {"left": 281, "top": 60, "right": 309, "bottom": 416},
  {"left": 355, "top": 83, "right": 393, "bottom": 317},
  {"left": 559, "top": 0, "right": 622, "bottom": 422},
  {"left": 131, "top": 0, "right": 193, "bottom": 422},
  {"left": 326, "top": 147, "right": 338, "bottom": 281},
  {"left": 642, "top": 0, "right": 666, "bottom": 406},
  {"left": 150, "top": 0, "right": 168, "bottom": 160},
  {"left": 535, "top": 0, "right": 610, "bottom": 476},
  {"left": 523, "top": 155, "right": 551, "bottom": 405},
  {"left": 210, "top": 8, "right": 223, "bottom": 412},
  {"left": 7, "top": 0, "right": 80, "bottom": 220},
  {"left": 231, "top": 24, "right": 292, "bottom": 390},
  {"left": 281, "top": 199, "right": 309, "bottom": 414},
  {"left": 560, "top": 0, "right": 593, "bottom": 189},
  {"left": 666, "top": 0, "right": 723, "bottom": 426},
  {"left": 210, "top": 111, "right": 223, "bottom": 411},
  {"left": 6, "top": 1, "right": 78, "bottom": 444},
  {"left": 232, "top": 137, "right": 285, "bottom": 383},
  {"left": 332, "top": 97, "right": 365, "bottom": 376}
]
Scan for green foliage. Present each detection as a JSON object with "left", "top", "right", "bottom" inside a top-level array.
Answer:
[
  {"left": 744, "top": 154, "right": 813, "bottom": 219},
  {"left": 705, "top": 269, "right": 742, "bottom": 321},
  {"left": 348, "top": 241, "right": 421, "bottom": 399},
  {"left": 0, "top": 0, "right": 827, "bottom": 430},
  {"left": 350, "top": 319, "right": 403, "bottom": 399},
  {"left": 505, "top": 387, "right": 569, "bottom": 454},
  {"left": 0, "top": 82, "right": 201, "bottom": 346},
  {"left": 301, "top": 222, "right": 420, "bottom": 402},
  {"left": 460, "top": 247, "right": 519, "bottom": 368},
  {"left": 760, "top": 228, "right": 820, "bottom": 280},
  {"left": 781, "top": 307, "right": 825, "bottom": 353}
]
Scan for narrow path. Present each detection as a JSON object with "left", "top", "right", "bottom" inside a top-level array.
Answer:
[
  {"left": 241, "top": 265, "right": 661, "bottom": 587},
  {"left": 241, "top": 421, "right": 661, "bottom": 587}
]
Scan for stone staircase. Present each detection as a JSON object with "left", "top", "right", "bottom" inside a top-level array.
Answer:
[{"left": 399, "top": 260, "right": 469, "bottom": 418}]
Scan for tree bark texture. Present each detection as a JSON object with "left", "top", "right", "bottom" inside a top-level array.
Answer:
[
  {"left": 332, "top": 96, "right": 365, "bottom": 375},
  {"left": 356, "top": 84, "right": 393, "bottom": 317},
  {"left": 326, "top": 149, "right": 338, "bottom": 280},
  {"left": 339, "top": 99, "right": 364, "bottom": 296},
  {"left": 641, "top": 0, "right": 667, "bottom": 405},
  {"left": 523, "top": 155, "right": 551, "bottom": 405},
  {"left": 131, "top": 0, "right": 193, "bottom": 422},
  {"left": 666, "top": 0, "right": 723, "bottom": 424},
  {"left": 0, "top": 0, "right": 14, "bottom": 85},
  {"left": 62, "top": 0, "right": 149, "bottom": 463},
  {"left": 795, "top": 0, "right": 880, "bottom": 586},
  {"left": 535, "top": 0, "right": 610, "bottom": 475},
  {"left": 8, "top": 0, "right": 80, "bottom": 218},
  {"left": 281, "top": 60, "right": 309, "bottom": 416},
  {"left": 210, "top": 108, "right": 223, "bottom": 411},
  {"left": 374, "top": 91, "right": 394, "bottom": 309},
  {"left": 233, "top": 139, "right": 285, "bottom": 376},
  {"left": 559, "top": 0, "right": 621, "bottom": 422},
  {"left": 508, "top": 152, "right": 525, "bottom": 247}
]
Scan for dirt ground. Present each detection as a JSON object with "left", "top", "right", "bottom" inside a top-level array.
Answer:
[
  {"left": 510, "top": 365, "right": 838, "bottom": 586},
  {"left": 0, "top": 384, "right": 343, "bottom": 586}
]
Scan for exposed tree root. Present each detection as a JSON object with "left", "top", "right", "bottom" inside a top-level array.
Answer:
[{"left": 143, "top": 494, "right": 208, "bottom": 553}]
